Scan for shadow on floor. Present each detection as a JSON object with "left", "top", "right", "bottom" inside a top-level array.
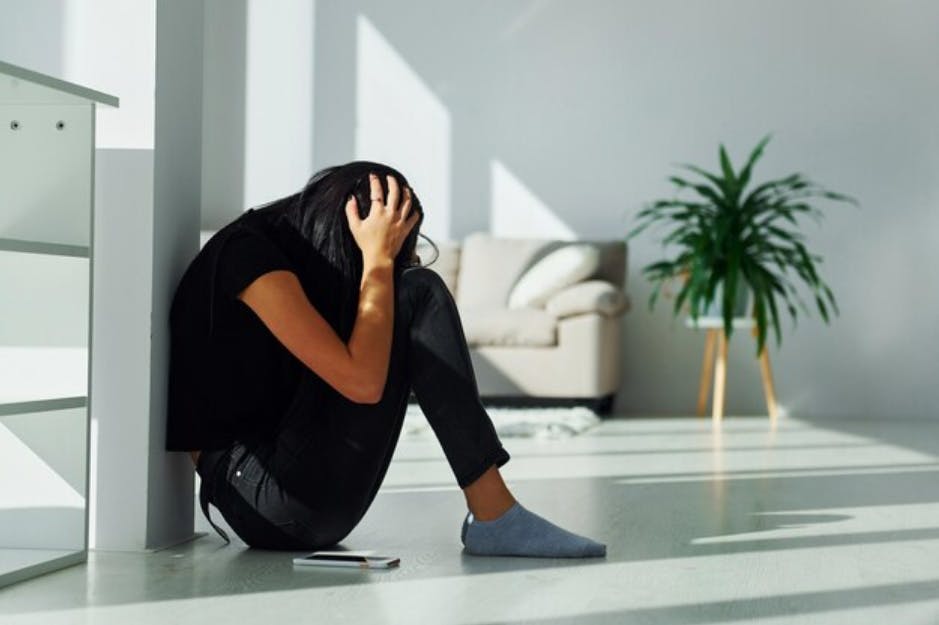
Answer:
[
  {"left": 801, "top": 416, "right": 939, "bottom": 460},
  {"left": 472, "top": 578, "right": 939, "bottom": 625}
]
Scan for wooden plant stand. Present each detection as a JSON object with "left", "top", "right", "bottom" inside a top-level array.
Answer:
[{"left": 693, "top": 321, "right": 779, "bottom": 423}]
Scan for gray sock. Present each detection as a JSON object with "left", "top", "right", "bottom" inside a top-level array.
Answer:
[{"left": 461, "top": 501, "right": 606, "bottom": 558}]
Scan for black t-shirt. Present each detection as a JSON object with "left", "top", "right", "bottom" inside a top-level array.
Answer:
[{"left": 165, "top": 207, "right": 310, "bottom": 451}]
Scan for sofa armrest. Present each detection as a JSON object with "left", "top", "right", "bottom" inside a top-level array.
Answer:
[{"left": 544, "top": 279, "right": 629, "bottom": 319}]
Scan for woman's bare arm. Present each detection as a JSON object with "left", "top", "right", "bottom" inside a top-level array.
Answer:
[{"left": 236, "top": 259, "right": 393, "bottom": 404}]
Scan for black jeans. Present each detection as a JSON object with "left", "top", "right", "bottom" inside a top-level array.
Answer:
[{"left": 195, "top": 265, "right": 511, "bottom": 550}]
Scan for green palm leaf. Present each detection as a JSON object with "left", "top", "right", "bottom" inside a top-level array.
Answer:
[{"left": 628, "top": 136, "right": 856, "bottom": 357}]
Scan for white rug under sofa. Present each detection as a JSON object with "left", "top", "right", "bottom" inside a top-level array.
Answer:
[{"left": 402, "top": 402, "right": 600, "bottom": 439}]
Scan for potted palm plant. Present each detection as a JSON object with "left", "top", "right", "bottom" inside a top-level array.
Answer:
[{"left": 628, "top": 136, "right": 856, "bottom": 355}]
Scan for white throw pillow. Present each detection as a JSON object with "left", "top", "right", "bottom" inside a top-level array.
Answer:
[{"left": 507, "top": 244, "right": 600, "bottom": 309}]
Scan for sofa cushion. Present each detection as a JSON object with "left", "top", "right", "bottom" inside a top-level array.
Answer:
[
  {"left": 455, "top": 233, "right": 552, "bottom": 310},
  {"left": 507, "top": 244, "right": 600, "bottom": 309},
  {"left": 544, "top": 279, "right": 629, "bottom": 318},
  {"left": 461, "top": 307, "right": 557, "bottom": 347},
  {"left": 419, "top": 239, "right": 460, "bottom": 296}
]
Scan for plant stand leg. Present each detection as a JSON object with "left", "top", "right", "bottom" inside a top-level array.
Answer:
[
  {"left": 758, "top": 348, "right": 779, "bottom": 422},
  {"left": 697, "top": 329, "right": 717, "bottom": 417},
  {"left": 712, "top": 330, "right": 728, "bottom": 422}
]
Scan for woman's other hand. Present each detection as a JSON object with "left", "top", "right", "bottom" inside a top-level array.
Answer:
[{"left": 345, "top": 173, "right": 419, "bottom": 265}]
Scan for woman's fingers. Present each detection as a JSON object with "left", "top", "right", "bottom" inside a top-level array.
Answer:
[
  {"left": 403, "top": 206, "right": 420, "bottom": 235},
  {"left": 344, "top": 195, "right": 360, "bottom": 227},
  {"left": 393, "top": 210, "right": 419, "bottom": 256},
  {"left": 385, "top": 174, "right": 400, "bottom": 212},
  {"left": 398, "top": 186, "right": 413, "bottom": 221},
  {"left": 368, "top": 172, "right": 384, "bottom": 207}
]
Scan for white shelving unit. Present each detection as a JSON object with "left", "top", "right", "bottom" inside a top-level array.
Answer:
[{"left": 0, "top": 60, "right": 118, "bottom": 588}]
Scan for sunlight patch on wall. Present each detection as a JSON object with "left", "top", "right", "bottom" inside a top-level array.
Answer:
[
  {"left": 355, "top": 14, "right": 451, "bottom": 241},
  {"left": 244, "top": 0, "right": 315, "bottom": 208},
  {"left": 61, "top": 0, "right": 157, "bottom": 149},
  {"left": 490, "top": 159, "right": 575, "bottom": 240}
]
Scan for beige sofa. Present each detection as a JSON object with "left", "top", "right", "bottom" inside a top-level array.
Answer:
[{"left": 419, "top": 232, "right": 629, "bottom": 415}]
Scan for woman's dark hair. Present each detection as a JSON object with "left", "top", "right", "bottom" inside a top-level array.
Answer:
[{"left": 248, "top": 160, "right": 439, "bottom": 343}]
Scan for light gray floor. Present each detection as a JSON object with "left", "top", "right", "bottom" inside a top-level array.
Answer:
[{"left": 3, "top": 415, "right": 939, "bottom": 624}]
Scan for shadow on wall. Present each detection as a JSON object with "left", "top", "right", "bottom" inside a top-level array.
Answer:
[{"left": 201, "top": 0, "right": 247, "bottom": 229}]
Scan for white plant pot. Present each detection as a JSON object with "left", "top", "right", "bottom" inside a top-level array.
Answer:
[{"left": 700, "top": 283, "right": 751, "bottom": 319}]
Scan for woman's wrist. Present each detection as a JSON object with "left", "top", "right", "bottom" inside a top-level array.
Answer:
[
  {"left": 361, "top": 254, "right": 394, "bottom": 290},
  {"left": 363, "top": 253, "right": 394, "bottom": 272}
]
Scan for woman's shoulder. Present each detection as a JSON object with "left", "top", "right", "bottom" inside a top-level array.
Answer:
[
  {"left": 227, "top": 208, "right": 307, "bottom": 259},
  {"left": 214, "top": 217, "right": 300, "bottom": 298},
  {"left": 170, "top": 210, "right": 291, "bottom": 323}
]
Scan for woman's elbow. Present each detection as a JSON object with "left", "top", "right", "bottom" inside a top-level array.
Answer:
[{"left": 343, "top": 379, "right": 384, "bottom": 405}]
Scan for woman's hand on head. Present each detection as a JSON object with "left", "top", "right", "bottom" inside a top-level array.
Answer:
[{"left": 345, "top": 173, "right": 419, "bottom": 265}]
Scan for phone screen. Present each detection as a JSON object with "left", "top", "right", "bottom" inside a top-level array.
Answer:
[{"left": 305, "top": 554, "right": 369, "bottom": 562}]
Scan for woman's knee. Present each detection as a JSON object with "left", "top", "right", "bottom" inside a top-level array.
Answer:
[
  {"left": 396, "top": 266, "right": 455, "bottom": 315},
  {"left": 398, "top": 264, "right": 449, "bottom": 294},
  {"left": 395, "top": 267, "right": 460, "bottom": 338}
]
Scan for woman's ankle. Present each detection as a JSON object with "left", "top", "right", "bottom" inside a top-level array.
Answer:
[
  {"left": 463, "top": 465, "right": 517, "bottom": 520},
  {"left": 470, "top": 494, "right": 517, "bottom": 521}
]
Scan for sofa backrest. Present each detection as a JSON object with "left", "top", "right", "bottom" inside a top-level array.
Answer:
[
  {"left": 428, "top": 232, "right": 626, "bottom": 310},
  {"left": 417, "top": 239, "right": 461, "bottom": 295}
]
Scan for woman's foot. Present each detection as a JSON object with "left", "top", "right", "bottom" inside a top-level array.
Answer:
[
  {"left": 460, "top": 464, "right": 605, "bottom": 558},
  {"left": 460, "top": 501, "right": 606, "bottom": 558}
]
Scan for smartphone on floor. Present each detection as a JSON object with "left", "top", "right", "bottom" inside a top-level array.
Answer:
[{"left": 292, "top": 550, "right": 400, "bottom": 569}]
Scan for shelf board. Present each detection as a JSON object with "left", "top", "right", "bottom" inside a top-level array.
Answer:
[
  {"left": 0, "top": 548, "right": 85, "bottom": 590},
  {"left": 0, "top": 396, "right": 87, "bottom": 418},
  {"left": 0, "top": 238, "right": 89, "bottom": 258},
  {"left": 0, "top": 59, "right": 119, "bottom": 107}
]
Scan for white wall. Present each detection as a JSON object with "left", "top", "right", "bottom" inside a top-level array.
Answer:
[
  {"left": 201, "top": 0, "right": 315, "bottom": 229},
  {"left": 305, "top": 0, "right": 939, "bottom": 420}
]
